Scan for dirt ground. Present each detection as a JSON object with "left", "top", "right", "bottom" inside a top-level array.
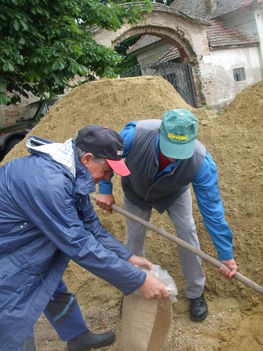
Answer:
[{"left": 3, "top": 77, "right": 263, "bottom": 350}]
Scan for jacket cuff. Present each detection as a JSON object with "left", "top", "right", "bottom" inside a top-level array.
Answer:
[
  {"left": 123, "top": 271, "right": 147, "bottom": 296},
  {"left": 217, "top": 248, "right": 233, "bottom": 261},
  {"left": 98, "top": 180, "right": 113, "bottom": 194}
]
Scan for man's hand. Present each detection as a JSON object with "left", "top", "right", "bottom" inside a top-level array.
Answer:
[
  {"left": 139, "top": 274, "right": 169, "bottom": 300},
  {"left": 219, "top": 258, "right": 238, "bottom": 280},
  {"left": 95, "top": 194, "right": 115, "bottom": 212},
  {"left": 128, "top": 255, "right": 152, "bottom": 270}
]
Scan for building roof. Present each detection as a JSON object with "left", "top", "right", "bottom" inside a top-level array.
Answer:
[
  {"left": 207, "top": 19, "right": 259, "bottom": 48},
  {"left": 156, "top": 46, "right": 181, "bottom": 63},
  {"left": 149, "top": 2, "right": 210, "bottom": 24},
  {"left": 127, "top": 35, "right": 161, "bottom": 55},
  {"left": 171, "top": 0, "right": 262, "bottom": 19},
  {"left": 211, "top": 0, "right": 256, "bottom": 18},
  {"left": 171, "top": 0, "right": 210, "bottom": 19}
]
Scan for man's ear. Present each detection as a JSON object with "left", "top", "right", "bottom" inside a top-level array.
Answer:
[{"left": 80, "top": 152, "right": 93, "bottom": 167}]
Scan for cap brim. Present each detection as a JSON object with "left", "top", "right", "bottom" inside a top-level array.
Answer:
[
  {"left": 105, "top": 159, "right": 130, "bottom": 176},
  {"left": 160, "top": 137, "right": 195, "bottom": 159}
]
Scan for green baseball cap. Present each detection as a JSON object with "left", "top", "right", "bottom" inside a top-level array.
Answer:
[{"left": 160, "top": 109, "right": 198, "bottom": 159}]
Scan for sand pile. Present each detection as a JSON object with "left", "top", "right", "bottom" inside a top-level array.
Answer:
[
  {"left": 3, "top": 76, "right": 189, "bottom": 161},
  {"left": 4, "top": 76, "right": 262, "bottom": 298},
  {"left": 2, "top": 77, "right": 263, "bottom": 350},
  {"left": 195, "top": 80, "right": 263, "bottom": 298},
  {"left": 3, "top": 76, "right": 194, "bottom": 307}
]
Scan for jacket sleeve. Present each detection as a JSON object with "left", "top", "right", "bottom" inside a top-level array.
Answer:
[
  {"left": 192, "top": 152, "right": 233, "bottom": 260},
  {"left": 13, "top": 169, "right": 146, "bottom": 295},
  {"left": 98, "top": 121, "right": 136, "bottom": 194},
  {"left": 80, "top": 194, "right": 132, "bottom": 260}
]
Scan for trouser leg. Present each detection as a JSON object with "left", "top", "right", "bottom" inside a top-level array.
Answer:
[
  {"left": 17, "top": 330, "right": 36, "bottom": 351},
  {"left": 167, "top": 188, "right": 205, "bottom": 299},
  {"left": 124, "top": 196, "right": 152, "bottom": 257},
  {"left": 44, "top": 280, "right": 87, "bottom": 342}
]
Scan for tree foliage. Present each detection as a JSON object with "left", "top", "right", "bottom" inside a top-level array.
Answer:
[
  {"left": 0, "top": 0, "right": 152, "bottom": 104},
  {"left": 115, "top": 35, "right": 141, "bottom": 76}
]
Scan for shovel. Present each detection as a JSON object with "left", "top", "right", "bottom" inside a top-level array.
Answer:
[{"left": 91, "top": 194, "right": 263, "bottom": 295}]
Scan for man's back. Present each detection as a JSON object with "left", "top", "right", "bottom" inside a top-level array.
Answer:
[{"left": 0, "top": 155, "right": 69, "bottom": 351}]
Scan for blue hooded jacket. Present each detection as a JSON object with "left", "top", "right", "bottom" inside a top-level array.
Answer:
[{"left": 0, "top": 136, "right": 146, "bottom": 351}]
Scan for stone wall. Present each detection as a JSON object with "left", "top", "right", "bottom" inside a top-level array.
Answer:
[{"left": 0, "top": 95, "right": 38, "bottom": 129}]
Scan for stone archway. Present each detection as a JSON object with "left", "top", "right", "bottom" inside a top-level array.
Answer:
[{"left": 92, "top": 3, "right": 211, "bottom": 105}]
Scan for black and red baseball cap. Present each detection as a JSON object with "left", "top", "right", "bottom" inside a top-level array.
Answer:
[{"left": 75, "top": 125, "right": 130, "bottom": 176}]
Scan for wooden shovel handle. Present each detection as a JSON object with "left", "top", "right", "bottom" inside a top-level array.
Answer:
[{"left": 91, "top": 193, "right": 263, "bottom": 295}]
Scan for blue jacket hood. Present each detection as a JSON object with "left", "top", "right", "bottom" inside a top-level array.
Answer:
[{"left": 26, "top": 135, "right": 96, "bottom": 194}]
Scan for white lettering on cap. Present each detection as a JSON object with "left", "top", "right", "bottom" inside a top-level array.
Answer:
[{"left": 117, "top": 150, "right": 123, "bottom": 155}]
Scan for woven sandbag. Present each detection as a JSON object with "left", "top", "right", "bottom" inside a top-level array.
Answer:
[{"left": 117, "top": 293, "right": 172, "bottom": 351}]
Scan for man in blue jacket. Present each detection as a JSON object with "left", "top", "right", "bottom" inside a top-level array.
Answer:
[
  {"left": 95, "top": 109, "right": 238, "bottom": 323},
  {"left": 0, "top": 125, "right": 168, "bottom": 351}
]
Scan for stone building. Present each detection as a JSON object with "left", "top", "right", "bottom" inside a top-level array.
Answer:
[{"left": 93, "top": 0, "right": 263, "bottom": 108}]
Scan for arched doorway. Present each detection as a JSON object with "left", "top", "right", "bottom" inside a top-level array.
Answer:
[{"left": 92, "top": 3, "right": 210, "bottom": 106}]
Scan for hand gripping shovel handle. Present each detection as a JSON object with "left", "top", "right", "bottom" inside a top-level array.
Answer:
[{"left": 91, "top": 194, "right": 263, "bottom": 295}]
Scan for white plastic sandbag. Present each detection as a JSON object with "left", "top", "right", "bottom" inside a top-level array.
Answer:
[{"left": 139, "top": 264, "right": 178, "bottom": 303}]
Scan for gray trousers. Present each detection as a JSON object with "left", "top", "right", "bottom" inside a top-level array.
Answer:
[
  {"left": 124, "top": 188, "right": 205, "bottom": 299},
  {"left": 18, "top": 335, "right": 35, "bottom": 351}
]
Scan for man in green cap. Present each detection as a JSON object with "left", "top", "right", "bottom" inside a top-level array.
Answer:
[{"left": 95, "top": 109, "right": 237, "bottom": 322}]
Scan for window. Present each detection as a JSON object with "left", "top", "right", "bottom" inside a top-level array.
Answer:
[{"left": 233, "top": 67, "right": 246, "bottom": 82}]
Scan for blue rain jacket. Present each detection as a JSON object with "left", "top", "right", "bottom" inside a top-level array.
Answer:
[{"left": 0, "top": 136, "right": 146, "bottom": 351}]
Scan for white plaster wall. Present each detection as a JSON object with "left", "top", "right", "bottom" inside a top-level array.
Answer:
[
  {"left": 255, "top": 6, "right": 263, "bottom": 70},
  {"left": 199, "top": 46, "right": 262, "bottom": 108}
]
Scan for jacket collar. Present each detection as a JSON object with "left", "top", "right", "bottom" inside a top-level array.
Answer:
[{"left": 26, "top": 136, "right": 95, "bottom": 195}]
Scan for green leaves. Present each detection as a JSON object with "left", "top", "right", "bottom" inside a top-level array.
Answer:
[
  {"left": 0, "top": 94, "right": 11, "bottom": 105},
  {"left": 2, "top": 62, "right": 15, "bottom": 72},
  {"left": 0, "top": 0, "right": 152, "bottom": 105}
]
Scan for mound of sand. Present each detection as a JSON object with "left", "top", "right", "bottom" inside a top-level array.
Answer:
[
  {"left": 3, "top": 75, "right": 194, "bottom": 307},
  {"left": 2, "top": 76, "right": 263, "bottom": 350},
  {"left": 4, "top": 76, "right": 262, "bottom": 296},
  {"left": 196, "top": 81, "right": 263, "bottom": 297},
  {"left": 3, "top": 76, "right": 189, "bottom": 162}
]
